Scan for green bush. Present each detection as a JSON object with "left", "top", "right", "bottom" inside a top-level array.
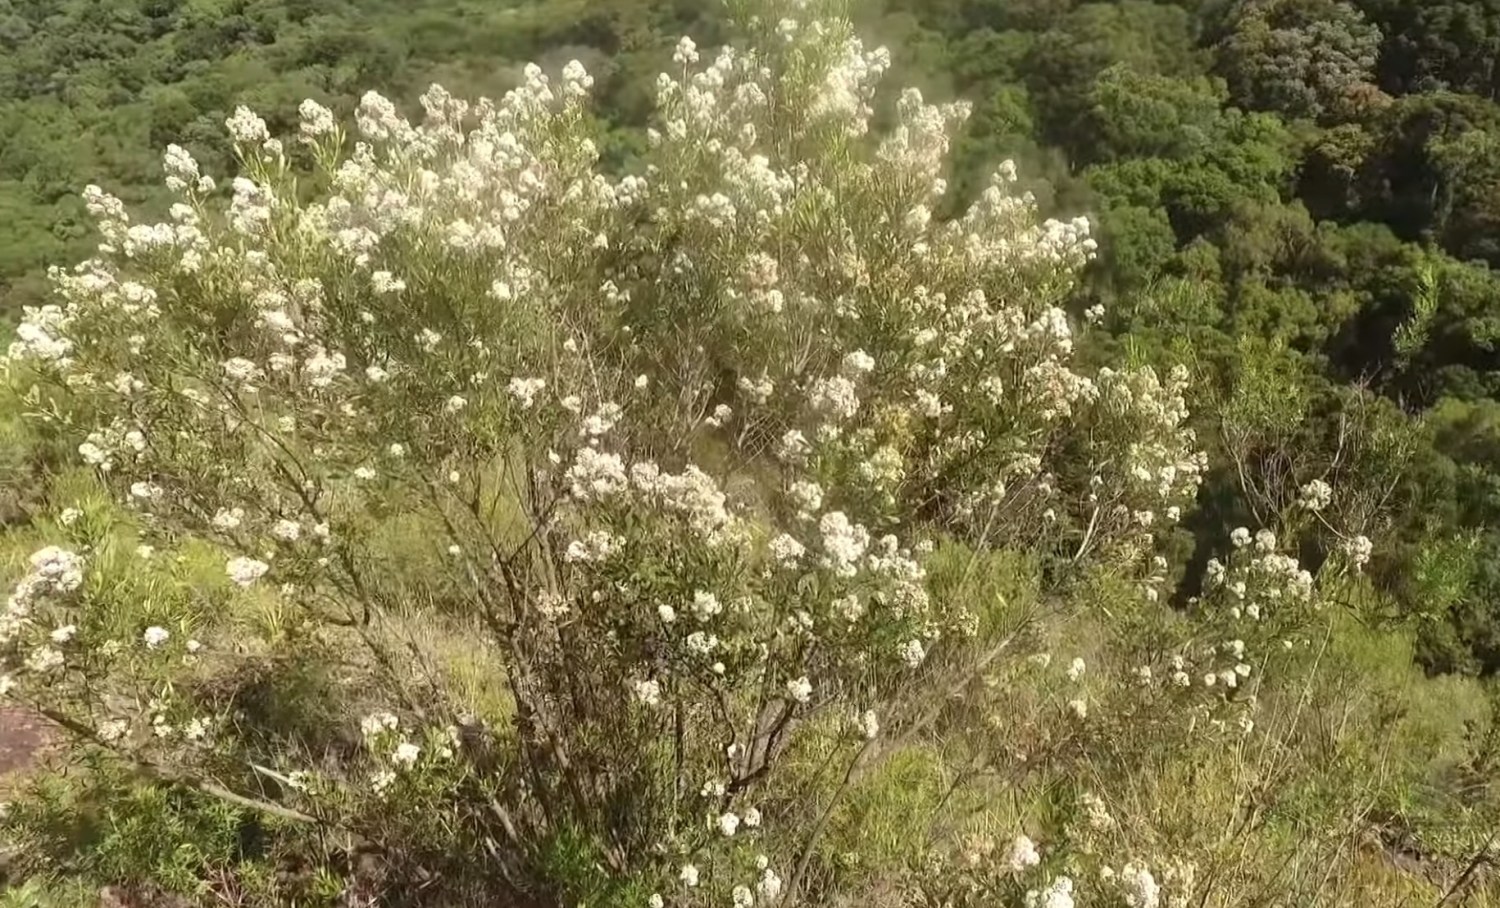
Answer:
[{"left": 0, "top": 2, "right": 1497, "bottom": 906}]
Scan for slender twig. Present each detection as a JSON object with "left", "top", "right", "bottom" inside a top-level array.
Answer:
[
  {"left": 1435, "top": 828, "right": 1498, "bottom": 908},
  {"left": 35, "top": 705, "right": 320, "bottom": 827},
  {"left": 786, "top": 739, "right": 876, "bottom": 905}
]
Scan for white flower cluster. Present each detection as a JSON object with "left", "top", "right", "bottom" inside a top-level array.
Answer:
[
  {"left": 1025, "top": 875, "right": 1075, "bottom": 908},
  {"left": 0, "top": 4, "right": 1250, "bottom": 895},
  {"left": 1117, "top": 860, "right": 1161, "bottom": 908},
  {"left": 226, "top": 556, "right": 271, "bottom": 588},
  {"left": 1203, "top": 528, "right": 1314, "bottom": 623},
  {"left": 818, "top": 511, "right": 870, "bottom": 577},
  {"left": 1008, "top": 834, "right": 1042, "bottom": 872},
  {"left": 0, "top": 547, "right": 88, "bottom": 688},
  {"left": 1298, "top": 478, "right": 1332, "bottom": 512},
  {"left": 1343, "top": 534, "right": 1372, "bottom": 569}
]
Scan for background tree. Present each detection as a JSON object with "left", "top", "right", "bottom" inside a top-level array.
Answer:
[{"left": 1216, "top": 0, "right": 1382, "bottom": 120}]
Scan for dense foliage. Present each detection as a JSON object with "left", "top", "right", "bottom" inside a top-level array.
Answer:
[
  {"left": 6, "top": 0, "right": 1500, "bottom": 672},
  {"left": 2, "top": 0, "right": 1500, "bottom": 905}
]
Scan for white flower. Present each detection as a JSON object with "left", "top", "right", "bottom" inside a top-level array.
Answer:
[
  {"left": 1066, "top": 657, "right": 1086, "bottom": 681},
  {"left": 225, "top": 105, "right": 269, "bottom": 144},
  {"left": 212, "top": 506, "right": 245, "bottom": 530},
  {"left": 898, "top": 638, "right": 926, "bottom": 668},
  {"left": 353, "top": 466, "right": 377, "bottom": 481},
  {"left": 565, "top": 448, "right": 628, "bottom": 500},
  {"left": 25, "top": 647, "right": 64, "bottom": 673},
  {"left": 298, "top": 98, "right": 335, "bottom": 137},
  {"left": 788, "top": 480, "right": 823, "bottom": 513},
  {"left": 361, "top": 711, "right": 400, "bottom": 737},
  {"left": 78, "top": 441, "right": 109, "bottom": 467},
  {"left": 1067, "top": 698, "right": 1087, "bottom": 719},
  {"left": 658, "top": 604, "right": 677, "bottom": 624},
  {"left": 1230, "top": 527, "right": 1251, "bottom": 547},
  {"left": 371, "top": 271, "right": 405, "bottom": 295},
  {"left": 691, "top": 590, "right": 722, "bottom": 621},
  {"left": 129, "top": 481, "right": 162, "bottom": 501},
  {"left": 1343, "top": 534, "right": 1373, "bottom": 568},
  {"left": 226, "top": 556, "right": 270, "bottom": 587},
  {"left": 648, "top": 896, "right": 664, "bottom": 908},
  {"left": 732, "top": 885, "right": 753, "bottom": 908},
  {"left": 738, "top": 373, "right": 774, "bottom": 404},
  {"left": 632, "top": 679, "right": 662, "bottom": 706},
  {"left": 1298, "top": 478, "right": 1332, "bottom": 512},
  {"left": 687, "top": 633, "right": 720, "bottom": 654},
  {"left": 136, "top": 544, "right": 155, "bottom": 560},
  {"left": 392, "top": 741, "right": 421, "bottom": 767},
  {"left": 743, "top": 807, "right": 762, "bottom": 828},
  {"left": 858, "top": 709, "right": 880, "bottom": 739},
  {"left": 769, "top": 533, "right": 805, "bottom": 565},
  {"left": 582, "top": 403, "right": 623, "bottom": 437},
  {"left": 809, "top": 375, "right": 859, "bottom": 420},
  {"left": 842, "top": 349, "right": 875, "bottom": 374},
  {"left": 778, "top": 429, "right": 810, "bottom": 463},
  {"left": 565, "top": 531, "right": 620, "bottom": 563},
  {"left": 507, "top": 377, "right": 546, "bottom": 409},
  {"left": 1008, "top": 834, "right": 1041, "bottom": 872},
  {"left": 1119, "top": 862, "right": 1160, "bottom": 908},
  {"left": 718, "top": 811, "right": 741, "bottom": 836},
  {"left": 98, "top": 718, "right": 127, "bottom": 741},
  {"left": 445, "top": 395, "right": 468, "bottom": 413},
  {"left": 302, "top": 348, "right": 346, "bottom": 387},
  {"left": 50, "top": 625, "right": 77, "bottom": 644},
  {"left": 704, "top": 403, "right": 733, "bottom": 428},
  {"left": 59, "top": 507, "right": 82, "bottom": 526},
  {"left": 142, "top": 626, "right": 170, "bottom": 648},
  {"left": 914, "top": 389, "right": 946, "bottom": 417},
  {"left": 818, "top": 511, "right": 869, "bottom": 577},
  {"left": 679, "top": 864, "right": 700, "bottom": 887},
  {"left": 272, "top": 519, "right": 301, "bottom": 542},
  {"left": 221, "top": 357, "right": 262, "bottom": 386},
  {"left": 1026, "top": 875, "right": 1075, "bottom": 908},
  {"left": 785, "top": 676, "right": 812, "bottom": 703},
  {"left": 29, "top": 545, "right": 85, "bottom": 592}
]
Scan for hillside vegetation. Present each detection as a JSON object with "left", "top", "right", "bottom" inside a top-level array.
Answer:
[
  {"left": 6, "top": 0, "right": 1500, "bottom": 668},
  {"left": 1, "top": 0, "right": 1500, "bottom": 905}
]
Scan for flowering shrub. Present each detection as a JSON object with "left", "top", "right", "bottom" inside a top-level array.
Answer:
[{"left": 1, "top": 2, "right": 1494, "bottom": 906}]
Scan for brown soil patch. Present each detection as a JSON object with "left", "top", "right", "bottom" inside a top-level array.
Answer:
[{"left": 0, "top": 705, "right": 54, "bottom": 781}]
